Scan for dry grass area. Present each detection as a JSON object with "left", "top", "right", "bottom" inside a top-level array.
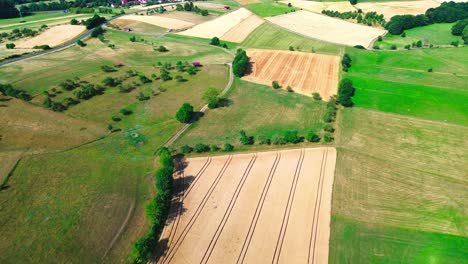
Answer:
[
  {"left": 121, "top": 14, "right": 194, "bottom": 30},
  {"left": 237, "top": 0, "right": 260, "bottom": 4},
  {"left": 221, "top": 15, "right": 264, "bottom": 42},
  {"left": 267, "top": 10, "right": 386, "bottom": 47},
  {"left": 16, "top": 25, "right": 85, "bottom": 48},
  {"left": 158, "top": 11, "right": 215, "bottom": 25},
  {"left": 156, "top": 147, "right": 337, "bottom": 264},
  {"left": 194, "top": 2, "right": 229, "bottom": 10},
  {"left": 109, "top": 19, "right": 167, "bottom": 34},
  {"left": 281, "top": 0, "right": 355, "bottom": 13},
  {"left": 356, "top": 0, "right": 440, "bottom": 20},
  {"left": 177, "top": 8, "right": 262, "bottom": 42},
  {"left": 242, "top": 49, "right": 340, "bottom": 99}
]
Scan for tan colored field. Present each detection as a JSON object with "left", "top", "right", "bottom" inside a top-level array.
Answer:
[
  {"left": 15, "top": 25, "right": 85, "bottom": 49},
  {"left": 156, "top": 147, "right": 337, "bottom": 264},
  {"left": 109, "top": 19, "right": 167, "bottom": 34},
  {"left": 236, "top": 0, "right": 259, "bottom": 4},
  {"left": 267, "top": 10, "right": 386, "bottom": 47},
  {"left": 158, "top": 11, "right": 215, "bottom": 25},
  {"left": 281, "top": 0, "right": 355, "bottom": 13},
  {"left": 221, "top": 15, "right": 264, "bottom": 43},
  {"left": 194, "top": 2, "right": 230, "bottom": 10},
  {"left": 242, "top": 49, "right": 340, "bottom": 99},
  {"left": 177, "top": 8, "right": 262, "bottom": 42},
  {"left": 356, "top": 0, "right": 440, "bottom": 20},
  {"left": 0, "top": 14, "right": 84, "bottom": 29},
  {"left": 121, "top": 14, "right": 194, "bottom": 30}
]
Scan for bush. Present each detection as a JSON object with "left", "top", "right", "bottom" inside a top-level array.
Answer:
[
  {"left": 323, "top": 124, "right": 335, "bottom": 133},
  {"left": 71, "top": 18, "right": 78, "bottom": 25},
  {"left": 33, "top": 45, "right": 51, "bottom": 50},
  {"left": 324, "top": 133, "right": 334, "bottom": 142},
  {"left": 451, "top": 18, "right": 468, "bottom": 35},
  {"left": 139, "top": 75, "right": 152, "bottom": 84},
  {"left": 401, "top": 32, "right": 406, "bottom": 37},
  {"left": 101, "top": 65, "right": 117, "bottom": 72},
  {"left": 175, "top": 102, "right": 194, "bottom": 123},
  {"left": 91, "top": 26, "right": 104, "bottom": 37},
  {"left": 428, "top": 68, "right": 433, "bottom": 72},
  {"left": 194, "top": 143, "right": 208, "bottom": 153},
  {"left": 156, "top": 45, "right": 169, "bottom": 52},
  {"left": 232, "top": 49, "right": 250, "bottom": 77},
  {"left": 284, "top": 130, "right": 301, "bottom": 144},
  {"left": 77, "top": 40, "right": 86, "bottom": 47},
  {"left": 312, "top": 92, "right": 322, "bottom": 101},
  {"left": 289, "top": 46, "right": 294, "bottom": 51},
  {"left": 287, "top": 86, "right": 293, "bottom": 92},
  {"left": 271, "top": 135, "right": 286, "bottom": 145},
  {"left": 181, "top": 145, "right": 192, "bottom": 153},
  {"left": 5, "top": 43, "right": 15, "bottom": 49},
  {"left": 239, "top": 130, "right": 254, "bottom": 145},
  {"left": 102, "top": 77, "right": 120, "bottom": 87},
  {"left": 404, "top": 44, "right": 411, "bottom": 50},
  {"left": 210, "top": 37, "right": 220, "bottom": 46},
  {"left": 129, "top": 36, "right": 137, "bottom": 42},
  {"left": 111, "top": 115, "right": 121, "bottom": 121},
  {"left": 337, "top": 78, "right": 355, "bottom": 107},
  {"left": 451, "top": 40, "right": 459, "bottom": 47},
  {"left": 120, "top": 108, "right": 132, "bottom": 115},
  {"left": 257, "top": 135, "right": 271, "bottom": 145},
  {"left": 210, "top": 144, "right": 219, "bottom": 152},
  {"left": 341, "top": 53, "right": 352, "bottom": 72},
  {"left": 305, "top": 129, "right": 320, "bottom": 142},
  {"left": 377, "top": 36, "right": 382, "bottom": 41},
  {"left": 272, "top": 81, "right": 281, "bottom": 89},
  {"left": 202, "top": 87, "right": 220, "bottom": 109},
  {"left": 221, "top": 143, "right": 233, "bottom": 152},
  {"left": 83, "top": 15, "right": 106, "bottom": 29}
]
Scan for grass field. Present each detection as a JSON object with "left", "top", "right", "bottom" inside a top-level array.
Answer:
[
  {"left": 245, "top": 0, "right": 297, "bottom": 17},
  {"left": 174, "top": 78, "right": 327, "bottom": 150},
  {"left": 0, "top": 29, "right": 230, "bottom": 263},
  {"left": 242, "top": 22, "right": 343, "bottom": 54},
  {"left": 330, "top": 108, "right": 468, "bottom": 263},
  {"left": 377, "top": 23, "right": 463, "bottom": 49},
  {"left": 345, "top": 47, "right": 468, "bottom": 125}
]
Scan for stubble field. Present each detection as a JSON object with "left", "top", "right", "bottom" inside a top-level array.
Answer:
[
  {"left": 156, "top": 147, "right": 337, "bottom": 264},
  {"left": 242, "top": 49, "right": 340, "bottom": 99}
]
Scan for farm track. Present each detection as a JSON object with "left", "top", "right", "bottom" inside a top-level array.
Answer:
[{"left": 157, "top": 148, "right": 336, "bottom": 264}]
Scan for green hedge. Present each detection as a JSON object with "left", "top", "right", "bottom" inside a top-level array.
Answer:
[{"left": 129, "top": 147, "right": 174, "bottom": 263}]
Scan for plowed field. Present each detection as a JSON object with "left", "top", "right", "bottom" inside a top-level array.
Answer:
[
  {"left": 242, "top": 49, "right": 340, "bottom": 99},
  {"left": 156, "top": 147, "right": 337, "bottom": 264}
]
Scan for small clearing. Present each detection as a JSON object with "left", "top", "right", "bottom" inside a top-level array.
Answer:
[
  {"left": 177, "top": 7, "right": 262, "bottom": 42},
  {"left": 266, "top": 10, "right": 386, "bottom": 47},
  {"left": 242, "top": 49, "right": 340, "bottom": 99},
  {"left": 15, "top": 25, "right": 86, "bottom": 49},
  {"left": 156, "top": 148, "right": 337, "bottom": 264},
  {"left": 121, "top": 14, "right": 194, "bottom": 30}
]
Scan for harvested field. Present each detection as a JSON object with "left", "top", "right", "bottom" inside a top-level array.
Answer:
[
  {"left": 15, "top": 25, "right": 85, "bottom": 49},
  {"left": 267, "top": 10, "right": 386, "bottom": 47},
  {"left": 156, "top": 147, "right": 337, "bottom": 264},
  {"left": 221, "top": 15, "right": 264, "bottom": 42},
  {"left": 356, "top": 0, "right": 440, "bottom": 20},
  {"left": 242, "top": 49, "right": 340, "bottom": 99},
  {"left": 158, "top": 11, "right": 215, "bottom": 25},
  {"left": 109, "top": 19, "right": 167, "bottom": 34},
  {"left": 194, "top": 2, "right": 229, "bottom": 10},
  {"left": 177, "top": 8, "right": 262, "bottom": 42},
  {"left": 280, "top": 0, "right": 355, "bottom": 13},
  {"left": 237, "top": 0, "right": 259, "bottom": 4},
  {"left": 121, "top": 14, "right": 194, "bottom": 30}
]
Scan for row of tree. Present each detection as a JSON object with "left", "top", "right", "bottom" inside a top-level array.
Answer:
[
  {"left": 130, "top": 147, "right": 174, "bottom": 263},
  {"left": 386, "top": 2, "right": 468, "bottom": 35},
  {"left": 18, "top": 0, "right": 112, "bottom": 13},
  {"left": 0, "top": 83, "right": 31, "bottom": 101}
]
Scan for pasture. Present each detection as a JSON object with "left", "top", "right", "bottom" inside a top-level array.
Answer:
[
  {"left": 245, "top": 0, "right": 297, "bottom": 17},
  {"left": 174, "top": 78, "right": 327, "bottom": 150},
  {"left": 345, "top": 47, "right": 468, "bottom": 125},
  {"left": 266, "top": 11, "right": 386, "bottom": 47},
  {"left": 157, "top": 147, "right": 337, "bottom": 264},
  {"left": 330, "top": 108, "right": 468, "bottom": 263},
  {"left": 0, "top": 29, "right": 231, "bottom": 263},
  {"left": 243, "top": 49, "right": 340, "bottom": 99}
]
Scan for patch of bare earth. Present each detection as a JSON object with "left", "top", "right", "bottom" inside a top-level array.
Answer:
[
  {"left": 155, "top": 148, "right": 337, "bottom": 264},
  {"left": 242, "top": 49, "right": 340, "bottom": 100}
]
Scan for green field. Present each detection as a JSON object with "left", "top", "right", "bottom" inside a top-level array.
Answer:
[
  {"left": 242, "top": 22, "right": 343, "bottom": 54},
  {"left": 245, "top": 0, "right": 297, "bottom": 17},
  {"left": 0, "top": 29, "right": 230, "bottom": 263},
  {"left": 376, "top": 23, "right": 463, "bottom": 49},
  {"left": 174, "top": 78, "right": 327, "bottom": 150},
  {"left": 330, "top": 108, "right": 468, "bottom": 263},
  {"left": 344, "top": 47, "right": 468, "bottom": 125}
]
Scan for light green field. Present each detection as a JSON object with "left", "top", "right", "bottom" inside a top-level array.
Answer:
[
  {"left": 344, "top": 47, "right": 468, "bottom": 125},
  {"left": 330, "top": 108, "right": 468, "bottom": 263},
  {"left": 174, "top": 78, "right": 327, "bottom": 150},
  {"left": 376, "top": 23, "right": 463, "bottom": 49},
  {"left": 0, "top": 12, "right": 71, "bottom": 26},
  {"left": 241, "top": 22, "right": 343, "bottom": 54},
  {"left": 246, "top": 0, "right": 297, "bottom": 17},
  {"left": 0, "top": 29, "right": 230, "bottom": 263}
]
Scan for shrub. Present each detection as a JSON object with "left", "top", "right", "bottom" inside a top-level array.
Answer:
[
  {"left": 194, "top": 143, "right": 208, "bottom": 153},
  {"left": 451, "top": 40, "right": 459, "bottom": 47},
  {"left": 404, "top": 44, "right": 411, "bottom": 50},
  {"left": 181, "top": 145, "right": 192, "bottom": 153},
  {"left": 156, "top": 45, "right": 169, "bottom": 52},
  {"left": 373, "top": 45, "right": 380, "bottom": 49},
  {"left": 390, "top": 44, "right": 397, "bottom": 50},
  {"left": 175, "top": 103, "right": 194, "bottom": 123},
  {"left": 289, "top": 46, "right": 294, "bottom": 51},
  {"left": 83, "top": 15, "right": 106, "bottom": 29},
  {"left": 102, "top": 77, "right": 120, "bottom": 87},
  {"left": 209, "top": 37, "right": 220, "bottom": 46},
  {"left": 377, "top": 36, "right": 382, "bottom": 41},
  {"left": 101, "top": 65, "right": 117, "bottom": 72},
  {"left": 271, "top": 135, "right": 286, "bottom": 145},
  {"left": 416, "top": 40, "right": 423, "bottom": 47},
  {"left": 202, "top": 87, "right": 220, "bottom": 109},
  {"left": 305, "top": 129, "right": 320, "bottom": 142},
  {"left": 451, "top": 18, "right": 468, "bottom": 35},
  {"left": 120, "top": 108, "right": 132, "bottom": 115},
  {"left": 224, "top": 143, "right": 234, "bottom": 152},
  {"left": 341, "top": 53, "right": 352, "bottom": 71},
  {"left": 111, "top": 115, "right": 121, "bottom": 121},
  {"left": 401, "top": 32, "right": 406, "bottom": 37},
  {"left": 91, "top": 26, "right": 104, "bottom": 37},
  {"left": 232, "top": 49, "right": 250, "bottom": 77},
  {"left": 136, "top": 92, "right": 150, "bottom": 101},
  {"left": 129, "top": 36, "right": 137, "bottom": 42},
  {"left": 324, "top": 133, "right": 334, "bottom": 142},
  {"left": 272, "top": 81, "right": 281, "bottom": 89},
  {"left": 33, "top": 45, "right": 50, "bottom": 50},
  {"left": 312, "top": 92, "right": 322, "bottom": 101},
  {"left": 257, "top": 135, "right": 271, "bottom": 145},
  {"left": 77, "top": 40, "right": 86, "bottom": 47},
  {"left": 428, "top": 68, "right": 433, "bottom": 72},
  {"left": 139, "top": 75, "right": 152, "bottom": 84},
  {"left": 337, "top": 78, "right": 355, "bottom": 107},
  {"left": 284, "top": 130, "right": 301, "bottom": 144},
  {"left": 5, "top": 43, "right": 15, "bottom": 49},
  {"left": 239, "top": 130, "right": 254, "bottom": 145},
  {"left": 323, "top": 124, "right": 335, "bottom": 132},
  {"left": 287, "top": 86, "right": 293, "bottom": 92},
  {"left": 210, "top": 144, "right": 219, "bottom": 152},
  {"left": 71, "top": 18, "right": 78, "bottom": 25}
]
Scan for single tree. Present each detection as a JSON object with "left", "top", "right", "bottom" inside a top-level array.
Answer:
[{"left": 175, "top": 102, "right": 194, "bottom": 123}]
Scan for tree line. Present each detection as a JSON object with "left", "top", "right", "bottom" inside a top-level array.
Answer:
[{"left": 386, "top": 2, "right": 468, "bottom": 35}]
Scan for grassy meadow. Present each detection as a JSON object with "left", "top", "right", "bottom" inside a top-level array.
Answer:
[
  {"left": 174, "top": 78, "right": 327, "bottom": 151},
  {"left": 0, "top": 28, "right": 230, "bottom": 263},
  {"left": 344, "top": 47, "right": 468, "bottom": 125},
  {"left": 246, "top": 0, "right": 297, "bottom": 17}
]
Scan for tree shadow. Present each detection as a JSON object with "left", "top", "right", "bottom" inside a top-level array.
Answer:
[
  {"left": 190, "top": 111, "right": 204, "bottom": 123},
  {"left": 218, "top": 98, "right": 233, "bottom": 108},
  {"left": 0, "top": 97, "right": 12, "bottom": 102}
]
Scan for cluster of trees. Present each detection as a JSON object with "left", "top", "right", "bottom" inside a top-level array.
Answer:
[
  {"left": 83, "top": 15, "right": 106, "bottom": 29},
  {"left": 233, "top": 49, "right": 250, "bottom": 77},
  {"left": 181, "top": 142, "right": 234, "bottom": 154},
  {"left": 236, "top": 128, "right": 333, "bottom": 146},
  {"left": 0, "top": 27, "right": 45, "bottom": 43},
  {"left": 176, "top": 2, "right": 209, "bottom": 16},
  {"left": 337, "top": 78, "right": 355, "bottom": 107},
  {"left": 202, "top": 87, "right": 221, "bottom": 109},
  {"left": 0, "top": 0, "right": 19, "bottom": 19},
  {"left": 322, "top": 9, "right": 385, "bottom": 27},
  {"left": 175, "top": 102, "right": 194, "bottom": 123},
  {"left": 0, "top": 83, "right": 31, "bottom": 101},
  {"left": 209, "top": 37, "right": 228, "bottom": 48},
  {"left": 341, "top": 53, "right": 352, "bottom": 72},
  {"left": 386, "top": 2, "right": 468, "bottom": 35},
  {"left": 130, "top": 148, "right": 174, "bottom": 264},
  {"left": 19, "top": 0, "right": 113, "bottom": 13},
  {"left": 451, "top": 18, "right": 468, "bottom": 44}
]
